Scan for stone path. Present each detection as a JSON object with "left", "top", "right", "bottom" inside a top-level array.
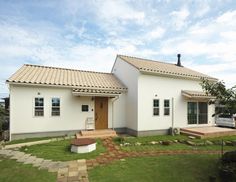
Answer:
[
  {"left": 57, "top": 160, "right": 88, "bottom": 182},
  {"left": 0, "top": 149, "right": 89, "bottom": 182},
  {"left": 0, "top": 149, "right": 67, "bottom": 173}
]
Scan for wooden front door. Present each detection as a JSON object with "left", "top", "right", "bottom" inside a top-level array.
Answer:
[{"left": 95, "top": 97, "right": 108, "bottom": 129}]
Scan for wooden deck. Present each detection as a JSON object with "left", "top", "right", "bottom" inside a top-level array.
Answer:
[
  {"left": 180, "top": 126, "right": 236, "bottom": 138},
  {"left": 76, "top": 129, "right": 117, "bottom": 139}
]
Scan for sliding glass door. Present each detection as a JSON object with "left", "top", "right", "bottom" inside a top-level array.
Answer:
[
  {"left": 188, "top": 102, "right": 197, "bottom": 124},
  {"left": 188, "top": 102, "right": 208, "bottom": 125}
]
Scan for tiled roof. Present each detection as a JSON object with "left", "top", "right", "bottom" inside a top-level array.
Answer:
[
  {"left": 182, "top": 90, "right": 216, "bottom": 99},
  {"left": 7, "top": 64, "right": 127, "bottom": 91},
  {"left": 118, "top": 55, "right": 217, "bottom": 81}
]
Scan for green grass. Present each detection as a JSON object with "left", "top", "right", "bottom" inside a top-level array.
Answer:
[
  {"left": 121, "top": 143, "right": 236, "bottom": 152},
  {"left": 89, "top": 154, "right": 220, "bottom": 182},
  {"left": 114, "top": 134, "right": 236, "bottom": 152},
  {"left": 20, "top": 139, "right": 106, "bottom": 161},
  {"left": 5, "top": 136, "right": 60, "bottom": 145},
  {"left": 0, "top": 155, "right": 56, "bottom": 182},
  {"left": 115, "top": 134, "right": 236, "bottom": 144},
  {"left": 114, "top": 134, "right": 189, "bottom": 144}
]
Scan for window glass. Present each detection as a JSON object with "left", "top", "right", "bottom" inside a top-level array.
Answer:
[
  {"left": 82, "top": 105, "right": 89, "bottom": 112},
  {"left": 164, "top": 99, "right": 170, "bottom": 116},
  {"left": 35, "top": 97, "right": 44, "bottom": 116},
  {"left": 153, "top": 99, "right": 159, "bottom": 116},
  {"left": 52, "top": 98, "right": 60, "bottom": 116}
]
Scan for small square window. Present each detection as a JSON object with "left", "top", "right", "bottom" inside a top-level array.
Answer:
[
  {"left": 153, "top": 108, "right": 159, "bottom": 116},
  {"left": 82, "top": 105, "right": 89, "bottom": 112},
  {"left": 164, "top": 100, "right": 170, "bottom": 107},
  {"left": 153, "top": 99, "right": 159, "bottom": 107}
]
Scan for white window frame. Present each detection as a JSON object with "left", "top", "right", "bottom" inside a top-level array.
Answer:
[
  {"left": 34, "top": 97, "right": 44, "bottom": 117},
  {"left": 51, "top": 97, "right": 60, "bottom": 116},
  {"left": 164, "top": 99, "right": 170, "bottom": 116},
  {"left": 153, "top": 99, "right": 160, "bottom": 116}
]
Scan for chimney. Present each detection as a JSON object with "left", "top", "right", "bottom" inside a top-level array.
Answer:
[{"left": 177, "top": 54, "right": 182, "bottom": 67}]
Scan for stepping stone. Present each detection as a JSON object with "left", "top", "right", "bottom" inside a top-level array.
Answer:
[
  {"left": 32, "top": 158, "right": 44, "bottom": 167},
  {"left": 23, "top": 156, "right": 37, "bottom": 164},
  {"left": 16, "top": 154, "right": 32, "bottom": 162},
  {"left": 39, "top": 160, "right": 52, "bottom": 169},
  {"left": 68, "top": 171, "right": 79, "bottom": 177},
  {"left": 78, "top": 165, "right": 87, "bottom": 171}
]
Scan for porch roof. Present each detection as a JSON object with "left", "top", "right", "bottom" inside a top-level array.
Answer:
[
  {"left": 72, "top": 88, "right": 122, "bottom": 97},
  {"left": 181, "top": 90, "right": 216, "bottom": 100}
]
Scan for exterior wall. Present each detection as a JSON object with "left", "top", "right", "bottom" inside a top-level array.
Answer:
[
  {"left": 108, "top": 93, "right": 127, "bottom": 129},
  {"left": 137, "top": 74, "right": 215, "bottom": 132},
  {"left": 112, "top": 57, "right": 140, "bottom": 131},
  {"left": 9, "top": 84, "right": 126, "bottom": 139}
]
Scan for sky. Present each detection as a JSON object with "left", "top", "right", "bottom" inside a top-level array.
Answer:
[{"left": 0, "top": 0, "right": 236, "bottom": 98}]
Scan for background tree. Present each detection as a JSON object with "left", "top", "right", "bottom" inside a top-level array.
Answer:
[
  {"left": 201, "top": 79, "right": 236, "bottom": 116},
  {"left": 0, "top": 106, "right": 8, "bottom": 132}
]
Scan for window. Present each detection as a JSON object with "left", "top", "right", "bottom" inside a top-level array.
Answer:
[
  {"left": 188, "top": 102, "right": 208, "bottom": 124},
  {"left": 51, "top": 98, "right": 60, "bottom": 116},
  {"left": 164, "top": 99, "right": 170, "bottom": 116},
  {"left": 35, "top": 97, "right": 44, "bottom": 116},
  {"left": 82, "top": 105, "right": 89, "bottom": 112},
  {"left": 153, "top": 99, "right": 159, "bottom": 116}
]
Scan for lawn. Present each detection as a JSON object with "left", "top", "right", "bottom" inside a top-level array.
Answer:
[
  {"left": 114, "top": 134, "right": 236, "bottom": 152},
  {"left": 120, "top": 142, "right": 236, "bottom": 152},
  {"left": 20, "top": 139, "right": 106, "bottom": 161},
  {"left": 89, "top": 154, "right": 220, "bottom": 182},
  {"left": 0, "top": 155, "right": 56, "bottom": 182},
  {"left": 5, "top": 136, "right": 60, "bottom": 145}
]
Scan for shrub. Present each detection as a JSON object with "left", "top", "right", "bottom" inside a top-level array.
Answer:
[{"left": 219, "top": 150, "right": 236, "bottom": 181}]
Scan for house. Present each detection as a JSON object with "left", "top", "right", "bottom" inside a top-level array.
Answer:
[{"left": 7, "top": 54, "right": 217, "bottom": 140}]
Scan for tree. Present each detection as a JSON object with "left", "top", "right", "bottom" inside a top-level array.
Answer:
[
  {"left": 0, "top": 106, "right": 8, "bottom": 132},
  {"left": 201, "top": 79, "right": 236, "bottom": 116}
]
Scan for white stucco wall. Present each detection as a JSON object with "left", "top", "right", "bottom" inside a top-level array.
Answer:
[
  {"left": 112, "top": 57, "right": 140, "bottom": 131},
  {"left": 9, "top": 84, "right": 126, "bottom": 136},
  {"left": 137, "top": 74, "right": 215, "bottom": 131}
]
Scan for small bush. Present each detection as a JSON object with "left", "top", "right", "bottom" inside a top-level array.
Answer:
[
  {"left": 222, "top": 150, "right": 236, "bottom": 162},
  {"left": 113, "top": 137, "right": 125, "bottom": 143},
  {"left": 219, "top": 150, "right": 236, "bottom": 181}
]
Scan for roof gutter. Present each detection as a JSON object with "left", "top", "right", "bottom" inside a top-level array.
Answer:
[{"left": 6, "top": 81, "right": 128, "bottom": 92}]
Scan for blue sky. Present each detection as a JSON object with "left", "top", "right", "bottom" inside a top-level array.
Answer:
[{"left": 1, "top": 0, "right": 236, "bottom": 97}]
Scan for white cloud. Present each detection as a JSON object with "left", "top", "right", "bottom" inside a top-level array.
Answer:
[
  {"left": 170, "top": 7, "right": 190, "bottom": 30},
  {"left": 145, "top": 27, "right": 165, "bottom": 40},
  {"left": 216, "top": 10, "right": 236, "bottom": 24},
  {"left": 194, "top": 1, "right": 210, "bottom": 18},
  {"left": 97, "top": 0, "right": 145, "bottom": 23}
]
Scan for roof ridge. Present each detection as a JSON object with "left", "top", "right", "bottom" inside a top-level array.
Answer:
[
  {"left": 117, "top": 54, "right": 176, "bottom": 66},
  {"left": 24, "top": 64, "right": 112, "bottom": 75}
]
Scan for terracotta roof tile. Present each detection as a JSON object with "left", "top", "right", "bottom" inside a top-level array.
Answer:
[
  {"left": 118, "top": 55, "right": 217, "bottom": 81},
  {"left": 182, "top": 90, "right": 216, "bottom": 99},
  {"left": 7, "top": 64, "right": 127, "bottom": 91}
]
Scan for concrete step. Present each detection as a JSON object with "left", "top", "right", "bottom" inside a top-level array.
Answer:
[
  {"left": 77, "top": 129, "right": 117, "bottom": 139},
  {"left": 81, "top": 129, "right": 116, "bottom": 136},
  {"left": 76, "top": 133, "right": 117, "bottom": 139}
]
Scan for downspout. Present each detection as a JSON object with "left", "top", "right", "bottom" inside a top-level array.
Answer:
[
  {"left": 171, "top": 97, "right": 174, "bottom": 135},
  {"left": 111, "top": 95, "right": 119, "bottom": 130}
]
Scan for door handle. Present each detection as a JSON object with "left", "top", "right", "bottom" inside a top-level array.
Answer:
[{"left": 95, "top": 113, "right": 98, "bottom": 121}]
